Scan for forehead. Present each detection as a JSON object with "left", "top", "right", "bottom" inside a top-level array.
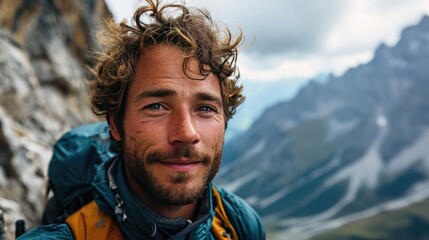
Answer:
[{"left": 130, "top": 45, "right": 221, "bottom": 95}]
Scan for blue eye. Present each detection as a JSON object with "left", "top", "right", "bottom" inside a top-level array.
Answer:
[
  {"left": 145, "top": 104, "right": 163, "bottom": 110},
  {"left": 198, "top": 106, "right": 214, "bottom": 112}
]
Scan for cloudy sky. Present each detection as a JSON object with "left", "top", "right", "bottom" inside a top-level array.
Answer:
[{"left": 105, "top": 0, "right": 429, "bottom": 83}]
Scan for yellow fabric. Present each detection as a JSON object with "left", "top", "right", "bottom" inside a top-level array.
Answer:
[
  {"left": 66, "top": 201, "right": 123, "bottom": 240},
  {"left": 67, "top": 188, "right": 237, "bottom": 240},
  {"left": 211, "top": 187, "right": 239, "bottom": 240}
]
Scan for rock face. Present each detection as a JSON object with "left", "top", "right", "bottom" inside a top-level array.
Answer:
[
  {"left": 218, "top": 15, "right": 429, "bottom": 239},
  {"left": 0, "top": 0, "right": 111, "bottom": 237}
]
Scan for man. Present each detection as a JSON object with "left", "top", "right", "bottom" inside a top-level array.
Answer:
[{"left": 19, "top": 0, "right": 265, "bottom": 239}]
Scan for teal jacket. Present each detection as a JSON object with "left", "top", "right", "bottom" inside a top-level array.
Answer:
[{"left": 18, "top": 156, "right": 265, "bottom": 239}]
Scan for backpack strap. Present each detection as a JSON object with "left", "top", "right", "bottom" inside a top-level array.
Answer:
[
  {"left": 211, "top": 187, "right": 239, "bottom": 240},
  {"left": 66, "top": 201, "right": 122, "bottom": 240}
]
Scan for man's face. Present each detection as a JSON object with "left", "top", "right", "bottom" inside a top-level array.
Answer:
[{"left": 110, "top": 45, "right": 225, "bottom": 207}]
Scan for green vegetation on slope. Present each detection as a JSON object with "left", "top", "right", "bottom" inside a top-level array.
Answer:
[
  {"left": 312, "top": 197, "right": 429, "bottom": 240},
  {"left": 289, "top": 119, "right": 334, "bottom": 169}
]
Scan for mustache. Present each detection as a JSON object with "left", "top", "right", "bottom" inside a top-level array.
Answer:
[{"left": 146, "top": 147, "right": 209, "bottom": 164}]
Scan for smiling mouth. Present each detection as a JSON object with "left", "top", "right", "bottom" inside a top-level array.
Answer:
[{"left": 157, "top": 161, "right": 201, "bottom": 172}]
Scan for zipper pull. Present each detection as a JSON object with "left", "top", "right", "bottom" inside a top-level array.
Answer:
[{"left": 114, "top": 193, "right": 127, "bottom": 222}]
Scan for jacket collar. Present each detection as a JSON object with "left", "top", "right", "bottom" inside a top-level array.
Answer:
[{"left": 92, "top": 156, "right": 215, "bottom": 239}]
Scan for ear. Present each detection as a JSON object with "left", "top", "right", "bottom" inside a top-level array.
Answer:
[{"left": 108, "top": 113, "right": 122, "bottom": 141}]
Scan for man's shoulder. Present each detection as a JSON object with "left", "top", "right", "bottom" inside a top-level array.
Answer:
[
  {"left": 214, "top": 186, "right": 253, "bottom": 211},
  {"left": 214, "top": 186, "right": 260, "bottom": 216},
  {"left": 213, "top": 186, "right": 266, "bottom": 239},
  {"left": 17, "top": 223, "right": 74, "bottom": 240}
]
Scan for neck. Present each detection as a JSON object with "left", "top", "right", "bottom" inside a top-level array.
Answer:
[{"left": 124, "top": 168, "right": 198, "bottom": 220}]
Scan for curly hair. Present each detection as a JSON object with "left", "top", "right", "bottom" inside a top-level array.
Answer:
[{"left": 90, "top": 0, "right": 244, "bottom": 134}]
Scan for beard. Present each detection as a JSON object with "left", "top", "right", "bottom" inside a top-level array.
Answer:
[{"left": 123, "top": 138, "right": 222, "bottom": 206}]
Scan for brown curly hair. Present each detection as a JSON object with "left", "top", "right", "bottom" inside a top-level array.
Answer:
[{"left": 90, "top": 0, "right": 244, "bottom": 134}]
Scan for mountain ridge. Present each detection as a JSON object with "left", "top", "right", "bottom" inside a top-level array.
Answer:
[{"left": 217, "top": 14, "right": 429, "bottom": 239}]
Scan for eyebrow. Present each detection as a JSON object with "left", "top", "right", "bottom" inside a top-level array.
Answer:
[
  {"left": 134, "top": 89, "right": 222, "bottom": 106},
  {"left": 195, "top": 92, "right": 223, "bottom": 107},
  {"left": 134, "top": 89, "right": 177, "bottom": 102}
]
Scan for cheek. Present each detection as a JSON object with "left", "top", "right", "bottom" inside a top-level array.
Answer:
[
  {"left": 123, "top": 121, "right": 162, "bottom": 153},
  {"left": 204, "top": 129, "right": 224, "bottom": 155},
  {"left": 122, "top": 117, "right": 150, "bottom": 140},
  {"left": 206, "top": 125, "right": 224, "bottom": 142}
]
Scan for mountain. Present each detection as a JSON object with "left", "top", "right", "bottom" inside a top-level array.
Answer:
[
  {"left": 0, "top": 0, "right": 110, "bottom": 238},
  {"left": 216, "top": 15, "right": 429, "bottom": 239},
  {"left": 225, "top": 75, "right": 330, "bottom": 142},
  {"left": 312, "top": 197, "right": 429, "bottom": 240},
  {"left": 226, "top": 77, "right": 307, "bottom": 142}
]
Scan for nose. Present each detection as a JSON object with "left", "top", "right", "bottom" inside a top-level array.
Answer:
[{"left": 168, "top": 110, "right": 200, "bottom": 146}]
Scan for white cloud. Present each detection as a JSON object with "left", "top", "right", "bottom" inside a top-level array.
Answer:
[
  {"left": 104, "top": 0, "right": 141, "bottom": 22},
  {"left": 240, "top": 51, "right": 373, "bottom": 81},
  {"left": 104, "top": 0, "right": 429, "bottom": 82},
  {"left": 323, "top": 0, "right": 429, "bottom": 55}
]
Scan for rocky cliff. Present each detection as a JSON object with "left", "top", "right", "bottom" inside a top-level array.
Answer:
[{"left": 0, "top": 0, "right": 111, "bottom": 237}]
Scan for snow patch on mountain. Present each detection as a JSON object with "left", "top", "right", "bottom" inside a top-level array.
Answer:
[
  {"left": 325, "top": 117, "right": 359, "bottom": 141},
  {"left": 259, "top": 156, "right": 341, "bottom": 209},
  {"left": 385, "top": 128, "right": 429, "bottom": 177},
  {"left": 271, "top": 126, "right": 429, "bottom": 239},
  {"left": 223, "top": 171, "right": 259, "bottom": 192},
  {"left": 274, "top": 183, "right": 429, "bottom": 240},
  {"left": 301, "top": 100, "right": 343, "bottom": 120},
  {"left": 219, "top": 138, "right": 267, "bottom": 175},
  {"left": 325, "top": 119, "right": 387, "bottom": 191},
  {"left": 265, "top": 117, "right": 389, "bottom": 227}
]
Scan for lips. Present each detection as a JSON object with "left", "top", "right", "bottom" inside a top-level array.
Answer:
[
  {"left": 158, "top": 162, "right": 200, "bottom": 171},
  {"left": 157, "top": 158, "right": 202, "bottom": 172}
]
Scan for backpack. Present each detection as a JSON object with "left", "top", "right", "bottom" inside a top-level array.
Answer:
[{"left": 42, "top": 122, "right": 115, "bottom": 224}]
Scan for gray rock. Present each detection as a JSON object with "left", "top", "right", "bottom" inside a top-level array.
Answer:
[{"left": 0, "top": 0, "right": 111, "bottom": 237}]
